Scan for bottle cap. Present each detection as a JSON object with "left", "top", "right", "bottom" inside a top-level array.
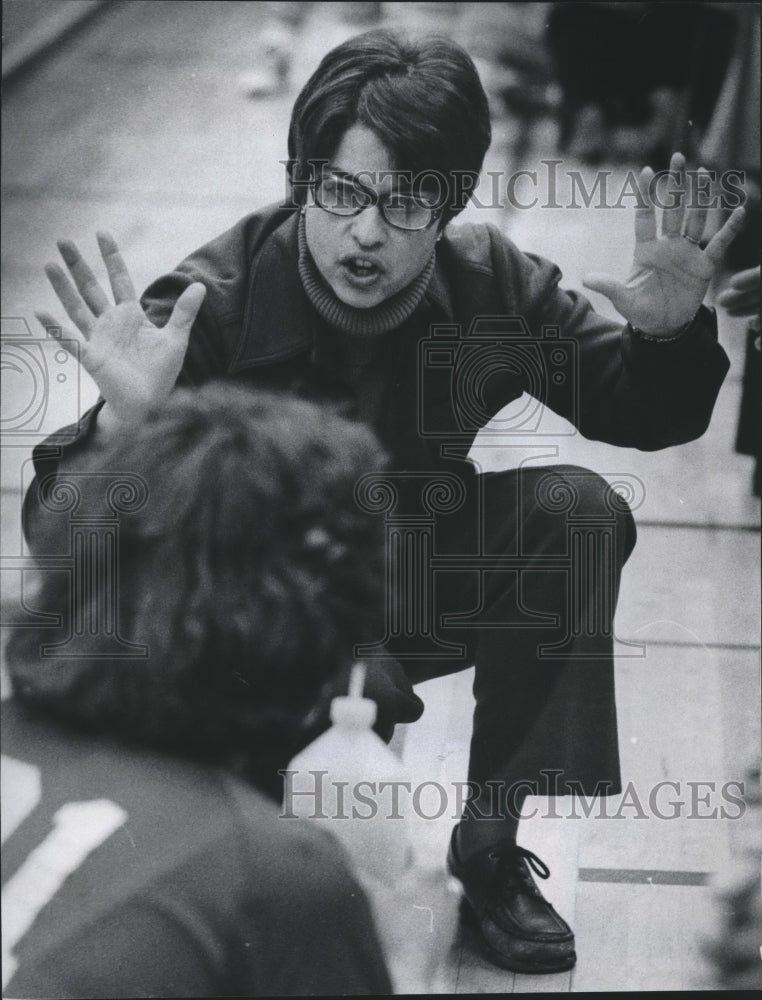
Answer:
[
  {"left": 330, "top": 695, "right": 377, "bottom": 728},
  {"left": 329, "top": 661, "right": 377, "bottom": 728}
]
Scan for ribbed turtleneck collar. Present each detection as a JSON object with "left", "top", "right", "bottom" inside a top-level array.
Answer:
[{"left": 297, "top": 211, "right": 436, "bottom": 338}]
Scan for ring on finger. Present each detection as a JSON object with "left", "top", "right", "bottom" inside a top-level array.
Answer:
[{"left": 682, "top": 233, "right": 702, "bottom": 246}]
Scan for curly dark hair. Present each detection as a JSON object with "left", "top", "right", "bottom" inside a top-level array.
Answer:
[
  {"left": 287, "top": 27, "right": 492, "bottom": 224},
  {"left": 6, "top": 384, "right": 387, "bottom": 792}
]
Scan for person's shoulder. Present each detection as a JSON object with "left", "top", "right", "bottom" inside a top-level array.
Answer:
[
  {"left": 1, "top": 700, "right": 354, "bottom": 912},
  {"left": 173, "top": 202, "right": 299, "bottom": 281},
  {"left": 439, "top": 219, "right": 564, "bottom": 311},
  {"left": 0, "top": 698, "right": 244, "bottom": 834},
  {"left": 223, "top": 781, "right": 393, "bottom": 995},
  {"left": 442, "top": 219, "right": 525, "bottom": 273},
  {"left": 226, "top": 775, "right": 361, "bottom": 900},
  {"left": 140, "top": 202, "right": 300, "bottom": 332}
]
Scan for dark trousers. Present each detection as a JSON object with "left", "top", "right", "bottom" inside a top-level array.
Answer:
[{"left": 372, "top": 464, "right": 638, "bottom": 800}]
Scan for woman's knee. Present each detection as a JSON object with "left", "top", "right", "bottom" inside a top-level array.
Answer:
[{"left": 531, "top": 464, "right": 638, "bottom": 559}]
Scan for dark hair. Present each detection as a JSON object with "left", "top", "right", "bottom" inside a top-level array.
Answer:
[
  {"left": 287, "top": 28, "right": 492, "bottom": 224},
  {"left": 7, "top": 384, "right": 387, "bottom": 792}
]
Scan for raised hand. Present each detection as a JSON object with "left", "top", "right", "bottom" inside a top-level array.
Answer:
[
  {"left": 583, "top": 152, "right": 746, "bottom": 336},
  {"left": 36, "top": 233, "right": 206, "bottom": 425}
]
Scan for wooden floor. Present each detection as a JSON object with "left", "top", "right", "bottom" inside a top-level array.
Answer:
[{"left": 2, "top": 3, "right": 760, "bottom": 994}]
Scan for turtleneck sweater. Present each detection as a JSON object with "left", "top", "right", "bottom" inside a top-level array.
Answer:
[
  {"left": 296, "top": 211, "right": 437, "bottom": 430},
  {"left": 297, "top": 210, "right": 436, "bottom": 343}
]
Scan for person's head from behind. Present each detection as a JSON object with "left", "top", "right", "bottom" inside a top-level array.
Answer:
[
  {"left": 287, "top": 28, "right": 492, "bottom": 308},
  {"left": 7, "top": 384, "right": 386, "bottom": 794}
]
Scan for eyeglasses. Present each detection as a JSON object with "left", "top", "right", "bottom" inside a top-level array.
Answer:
[{"left": 312, "top": 174, "right": 442, "bottom": 232}]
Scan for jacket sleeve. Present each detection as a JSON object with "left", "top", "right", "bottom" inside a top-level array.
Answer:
[{"left": 488, "top": 225, "right": 731, "bottom": 451}]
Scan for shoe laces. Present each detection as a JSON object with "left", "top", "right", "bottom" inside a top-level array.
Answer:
[{"left": 489, "top": 844, "right": 551, "bottom": 898}]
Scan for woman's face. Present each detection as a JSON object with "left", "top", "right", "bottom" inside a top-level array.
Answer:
[{"left": 303, "top": 124, "right": 441, "bottom": 309}]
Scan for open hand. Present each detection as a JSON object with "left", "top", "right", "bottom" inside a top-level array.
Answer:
[
  {"left": 583, "top": 152, "right": 746, "bottom": 336},
  {"left": 37, "top": 233, "right": 206, "bottom": 425}
]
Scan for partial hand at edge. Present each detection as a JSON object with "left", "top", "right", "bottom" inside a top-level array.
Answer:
[{"left": 716, "top": 265, "right": 762, "bottom": 319}]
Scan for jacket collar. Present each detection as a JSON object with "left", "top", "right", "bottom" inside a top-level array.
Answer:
[
  {"left": 231, "top": 211, "right": 454, "bottom": 373},
  {"left": 424, "top": 251, "right": 453, "bottom": 319},
  {"left": 232, "top": 211, "right": 313, "bottom": 372}
]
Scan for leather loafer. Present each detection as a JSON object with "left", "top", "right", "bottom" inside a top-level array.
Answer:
[{"left": 447, "top": 827, "right": 576, "bottom": 974}]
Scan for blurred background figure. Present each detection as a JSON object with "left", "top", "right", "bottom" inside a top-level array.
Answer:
[
  {"left": 698, "top": 1, "right": 760, "bottom": 269},
  {"left": 458, "top": 3, "right": 560, "bottom": 169},
  {"left": 238, "top": 1, "right": 311, "bottom": 97},
  {"left": 545, "top": 1, "right": 740, "bottom": 167},
  {"left": 378, "top": 2, "right": 748, "bottom": 176},
  {"left": 382, "top": 2, "right": 560, "bottom": 169},
  {"left": 240, "top": 1, "right": 383, "bottom": 97},
  {"left": 2, "top": 384, "right": 394, "bottom": 998},
  {"left": 700, "top": 762, "right": 762, "bottom": 990},
  {"left": 721, "top": 262, "right": 761, "bottom": 496},
  {"left": 700, "top": 2, "right": 761, "bottom": 496}
]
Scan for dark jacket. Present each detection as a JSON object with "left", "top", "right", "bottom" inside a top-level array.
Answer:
[
  {"left": 27, "top": 201, "right": 730, "bottom": 497},
  {"left": 135, "top": 203, "right": 729, "bottom": 464}
]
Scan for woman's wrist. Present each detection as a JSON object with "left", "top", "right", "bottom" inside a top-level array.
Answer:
[
  {"left": 631, "top": 307, "right": 702, "bottom": 343},
  {"left": 92, "top": 401, "right": 143, "bottom": 444}
]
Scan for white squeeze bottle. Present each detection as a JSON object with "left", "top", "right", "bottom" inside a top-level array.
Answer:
[
  {"left": 283, "top": 662, "right": 413, "bottom": 882},
  {"left": 283, "top": 663, "right": 461, "bottom": 993}
]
